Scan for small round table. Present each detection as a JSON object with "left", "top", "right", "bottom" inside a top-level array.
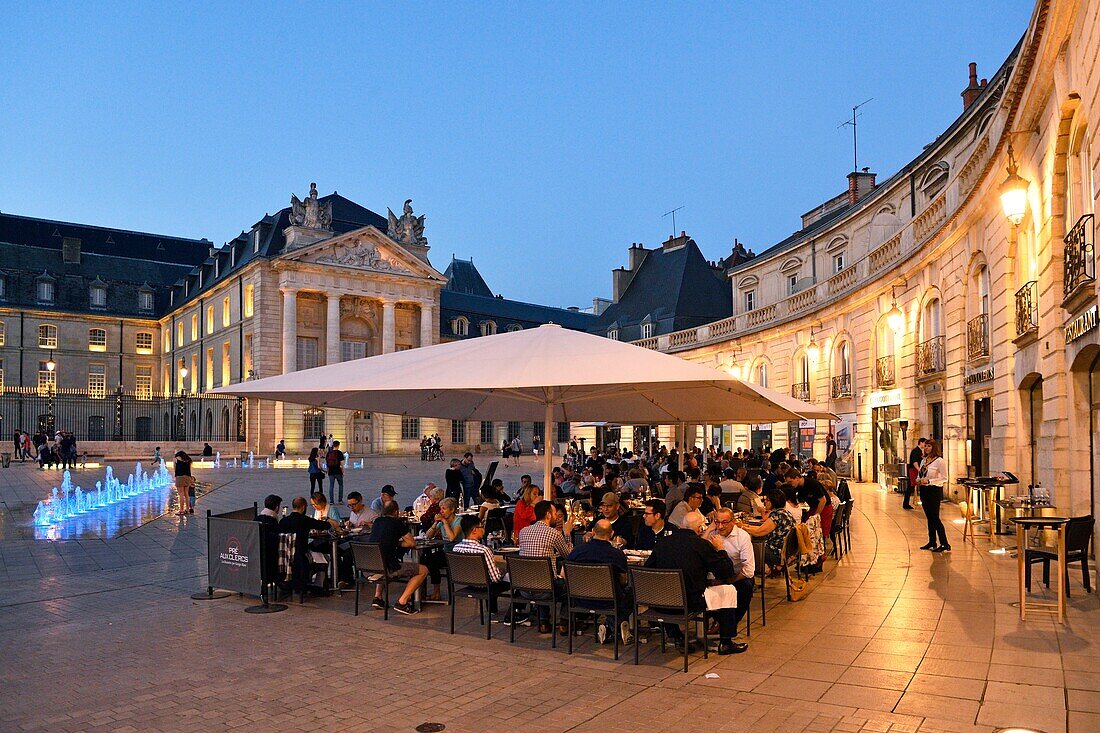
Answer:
[{"left": 1010, "top": 516, "right": 1070, "bottom": 623}]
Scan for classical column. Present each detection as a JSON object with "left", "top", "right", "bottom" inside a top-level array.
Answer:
[
  {"left": 419, "top": 301, "right": 434, "bottom": 348},
  {"left": 281, "top": 288, "right": 298, "bottom": 373},
  {"left": 326, "top": 292, "right": 342, "bottom": 365},
  {"left": 381, "top": 299, "right": 396, "bottom": 354}
]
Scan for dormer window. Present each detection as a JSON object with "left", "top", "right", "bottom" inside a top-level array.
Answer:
[
  {"left": 0, "top": 274, "right": 6, "bottom": 300},
  {"left": 641, "top": 322, "right": 655, "bottom": 339},
  {"left": 607, "top": 328, "right": 619, "bottom": 341},
  {"left": 36, "top": 274, "right": 55, "bottom": 303},
  {"left": 479, "top": 320, "right": 497, "bottom": 336},
  {"left": 89, "top": 281, "right": 107, "bottom": 309},
  {"left": 451, "top": 316, "right": 469, "bottom": 337},
  {"left": 138, "top": 288, "right": 154, "bottom": 312}
]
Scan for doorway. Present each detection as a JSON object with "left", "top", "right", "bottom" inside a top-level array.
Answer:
[
  {"left": 972, "top": 397, "right": 992, "bottom": 477},
  {"left": 872, "top": 405, "right": 901, "bottom": 486},
  {"left": 350, "top": 411, "right": 372, "bottom": 454}
]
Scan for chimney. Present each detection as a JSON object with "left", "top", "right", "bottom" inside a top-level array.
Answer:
[
  {"left": 961, "top": 62, "right": 984, "bottom": 110},
  {"left": 62, "top": 237, "right": 81, "bottom": 264},
  {"left": 846, "top": 168, "right": 877, "bottom": 205},
  {"left": 628, "top": 242, "right": 649, "bottom": 271}
]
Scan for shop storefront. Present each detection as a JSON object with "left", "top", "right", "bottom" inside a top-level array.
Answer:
[
  {"left": 869, "top": 389, "right": 902, "bottom": 486},
  {"left": 750, "top": 424, "right": 772, "bottom": 453}
]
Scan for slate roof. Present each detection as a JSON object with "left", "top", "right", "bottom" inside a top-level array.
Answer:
[
  {"left": 593, "top": 237, "right": 732, "bottom": 340},
  {"left": 442, "top": 257, "right": 493, "bottom": 297},
  {"left": 439, "top": 289, "right": 595, "bottom": 339}
]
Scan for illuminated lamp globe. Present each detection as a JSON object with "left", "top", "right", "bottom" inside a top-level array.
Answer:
[
  {"left": 806, "top": 334, "right": 820, "bottom": 362},
  {"left": 1000, "top": 170, "right": 1028, "bottom": 226},
  {"left": 886, "top": 302, "right": 905, "bottom": 334}
]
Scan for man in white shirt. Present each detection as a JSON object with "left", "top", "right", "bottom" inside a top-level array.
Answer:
[
  {"left": 720, "top": 467, "right": 746, "bottom": 494},
  {"left": 668, "top": 485, "right": 705, "bottom": 529},
  {"left": 345, "top": 492, "right": 377, "bottom": 529},
  {"left": 412, "top": 483, "right": 436, "bottom": 520},
  {"left": 708, "top": 507, "right": 754, "bottom": 649}
]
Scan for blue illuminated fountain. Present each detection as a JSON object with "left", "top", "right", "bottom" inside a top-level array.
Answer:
[{"left": 32, "top": 462, "right": 174, "bottom": 527}]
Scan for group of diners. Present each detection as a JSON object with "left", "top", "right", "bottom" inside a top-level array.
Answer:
[{"left": 254, "top": 442, "right": 850, "bottom": 659}]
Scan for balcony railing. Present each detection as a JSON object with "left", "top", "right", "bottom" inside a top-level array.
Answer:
[
  {"left": 830, "top": 373, "right": 852, "bottom": 399},
  {"left": 1063, "top": 213, "right": 1095, "bottom": 303},
  {"left": 1015, "top": 280, "right": 1039, "bottom": 337},
  {"left": 875, "top": 355, "right": 896, "bottom": 387},
  {"left": 791, "top": 382, "right": 810, "bottom": 401},
  {"left": 967, "top": 313, "right": 990, "bottom": 360},
  {"left": 916, "top": 336, "right": 946, "bottom": 376}
]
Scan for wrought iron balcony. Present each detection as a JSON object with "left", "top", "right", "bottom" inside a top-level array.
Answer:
[
  {"left": 1015, "top": 280, "right": 1039, "bottom": 337},
  {"left": 916, "top": 336, "right": 946, "bottom": 376},
  {"left": 967, "top": 313, "right": 990, "bottom": 360},
  {"left": 1063, "top": 213, "right": 1095, "bottom": 303},
  {"left": 875, "top": 355, "right": 896, "bottom": 387},
  {"left": 790, "top": 382, "right": 810, "bottom": 401},
  {"left": 830, "top": 373, "right": 852, "bottom": 399}
]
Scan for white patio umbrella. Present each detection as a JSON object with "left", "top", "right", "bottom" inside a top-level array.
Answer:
[{"left": 217, "top": 324, "right": 817, "bottom": 497}]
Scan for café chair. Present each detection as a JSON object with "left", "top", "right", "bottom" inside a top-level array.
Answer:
[
  {"left": 563, "top": 561, "right": 626, "bottom": 660},
  {"left": 829, "top": 501, "right": 848, "bottom": 559},
  {"left": 751, "top": 539, "right": 766, "bottom": 631},
  {"left": 628, "top": 566, "right": 708, "bottom": 673},
  {"left": 1025, "top": 515, "right": 1095, "bottom": 597},
  {"left": 350, "top": 542, "right": 400, "bottom": 620},
  {"left": 484, "top": 507, "right": 508, "bottom": 538},
  {"left": 505, "top": 555, "right": 559, "bottom": 648},
  {"left": 445, "top": 551, "right": 508, "bottom": 640},
  {"left": 781, "top": 529, "right": 802, "bottom": 601}
]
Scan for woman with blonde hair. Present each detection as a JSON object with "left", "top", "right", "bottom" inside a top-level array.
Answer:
[
  {"left": 917, "top": 438, "right": 950, "bottom": 552},
  {"left": 511, "top": 484, "right": 541, "bottom": 539}
]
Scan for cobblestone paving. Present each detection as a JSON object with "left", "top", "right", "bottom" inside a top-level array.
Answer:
[{"left": 2, "top": 456, "right": 1098, "bottom": 733}]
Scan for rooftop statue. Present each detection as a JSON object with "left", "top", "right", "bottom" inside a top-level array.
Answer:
[
  {"left": 387, "top": 198, "right": 427, "bottom": 247},
  {"left": 290, "top": 182, "right": 333, "bottom": 230}
]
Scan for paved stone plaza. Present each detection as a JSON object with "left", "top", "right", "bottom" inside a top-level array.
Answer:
[{"left": 1, "top": 457, "right": 1099, "bottom": 733}]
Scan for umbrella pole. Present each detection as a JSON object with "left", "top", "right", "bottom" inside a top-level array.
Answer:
[{"left": 543, "top": 401, "right": 554, "bottom": 501}]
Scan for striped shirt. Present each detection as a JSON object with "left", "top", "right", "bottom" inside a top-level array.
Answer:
[{"left": 452, "top": 539, "right": 503, "bottom": 583}]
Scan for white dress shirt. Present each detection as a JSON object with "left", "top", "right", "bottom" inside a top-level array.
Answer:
[{"left": 719, "top": 526, "right": 755, "bottom": 580}]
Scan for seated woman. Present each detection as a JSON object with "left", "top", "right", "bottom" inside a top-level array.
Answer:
[
  {"left": 393, "top": 497, "right": 463, "bottom": 611},
  {"left": 588, "top": 491, "right": 635, "bottom": 549},
  {"left": 511, "top": 484, "right": 540, "bottom": 540},
  {"left": 419, "top": 487, "right": 445, "bottom": 534},
  {"left": 737, "top": 488, "right": 796, "bottom": 575}
]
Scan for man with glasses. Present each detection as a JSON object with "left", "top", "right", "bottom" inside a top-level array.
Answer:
[
  {"left": 706, "top": 507, "right": 753, "bottom": 652},
  {"left": 452, "top": 515, "right": 510, "bottom": 615},
  {"left": 345, "top": 492, "right": 376, "bottom": 530},
  {"left": 636, "top": 499, "right": 676, "bottom": 551}
]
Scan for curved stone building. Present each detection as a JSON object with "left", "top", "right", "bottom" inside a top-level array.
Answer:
[{"left": 625, "top": 0, "right": 1098, "bottom": 518}]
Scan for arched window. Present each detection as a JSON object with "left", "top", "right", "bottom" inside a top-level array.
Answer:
[
  {"left": 792, "top": 354, "right": 811, "bottom": 401},
  {"left": 876, "top": 321, "right": 896, "bottom": 387},
  {"left": 1066, "top": 115, "right": 1093, "bottom": 227},
  {"left": 479, "top": 320, "right": 497, "bottom": 336},
  {"left": 832, "top": 340, "right": 853, "bottom": 398},
  {"left": 607, "top": 328, "right": 619, "bottom": 340},
  {"left": 756, "top": 362, "right": 769, "bottom": 388},
  {"left": 451, "top": 317, "right": 469, "bottom": 337},
  {"left": 641, "top": 322, "right": 655, "bottom": 339},
  {"left": 507, "top": 324, "right": 522, "bottom": 332}
]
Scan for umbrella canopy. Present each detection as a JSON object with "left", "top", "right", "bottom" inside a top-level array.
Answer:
[{"left": 217, "top": 323, "right": 818, "bottom": 495}]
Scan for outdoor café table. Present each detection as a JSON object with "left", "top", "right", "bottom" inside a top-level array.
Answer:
[{"left": 1010, "top": 516, "right": 1070, "bottom": 623}]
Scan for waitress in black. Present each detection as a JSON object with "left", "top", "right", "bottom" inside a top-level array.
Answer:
[{"left": 916, "top": 438, "right": 950, "bottom": 552}]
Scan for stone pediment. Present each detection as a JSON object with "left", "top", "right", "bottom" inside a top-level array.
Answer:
[{"left": 281, "top": 226, "right": 444, "bottom": 281}]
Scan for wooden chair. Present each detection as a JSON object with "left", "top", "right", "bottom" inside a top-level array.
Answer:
[
  {"left": 962, "top": 487, "right": 995, "bottom": 543},
  {"left": 628, "top": 566, "right": 708, "bottom": 673}
]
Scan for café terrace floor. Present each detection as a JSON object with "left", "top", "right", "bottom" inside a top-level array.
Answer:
[{"left": 1, "top": 456, "right": 1098, "bottom": 733}]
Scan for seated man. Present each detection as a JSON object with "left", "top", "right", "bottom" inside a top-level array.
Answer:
[
  {"left": 517, "top": 500, "right": 576, "bottom": 635},
  {"left": 364, "top": 500, "right": 417, "bottom": 610},
  {"left": 256, "top": 494, "right": 283, "bottom": 589},
  {"left": 567, "top": 519, "right": 632, "bottom": 643},
  {"left": 668, "top": 485, "right": 705, "bottom": 529},
  {"left": 736, "top": 473, "right": 764, "bottom": 517},
  {"left": 278, "top": 497, "right": 337, "bottom": 595},
  {"left": 635, "top": 498, "right": 677, "bottom": 551},
  {"left": 370, "top": 485, "right": 398, "bottom": 513},
  {"left": 345, "top": 491, "right": 377, "bottom": 530},
  {"left": 412, "top": 483, "right": 437, "bottom": 519},
  {"left": 706, "top": 508, "right": 754, "bottom": 650},
  {"left": 644, "top": 512, "right": 743, "bottom": 655},
  {"left": 452, "top": 514, "right": 510, "bottom": 614}
]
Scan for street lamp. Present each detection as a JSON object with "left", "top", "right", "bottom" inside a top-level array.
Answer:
[
  {"left": 999, "top": 143, "right": 1029, "bottom": 226},
  {"left": 177, "top": 366, "right": 189, "bottom": 441},
  {"left": 45, "top": 351, "right": 56, "bottom": 435},
  {"left": 885, "top": 286, "right": 905, "bottom": 334},
  {"left": 806, "top": 327, "right": 820, "bottom": 362}
]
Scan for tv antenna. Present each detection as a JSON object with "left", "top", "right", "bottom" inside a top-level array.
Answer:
[
  {"left": 662, "top": 205, "right": 685, "bottom": 237},
  {"left": 838, "top": 98, "right": 873, "bottom": 172}
]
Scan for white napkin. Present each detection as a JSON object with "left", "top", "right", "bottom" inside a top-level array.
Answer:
[{"left": 704, "top": 584, "right": 738, "bottom": 610}]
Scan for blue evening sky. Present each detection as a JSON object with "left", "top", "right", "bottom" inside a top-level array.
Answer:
[{"left": 1, "top": 1, "right": 1033, "bottom": 309}]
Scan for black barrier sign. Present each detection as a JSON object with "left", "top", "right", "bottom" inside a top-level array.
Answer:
[{"left": 208, "top": 517, "right": 263, "bottom": 595}]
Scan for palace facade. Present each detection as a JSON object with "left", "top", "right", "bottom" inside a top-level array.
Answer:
[{"left": 600, "top": 0, "right": 1099, "bottom": 520}]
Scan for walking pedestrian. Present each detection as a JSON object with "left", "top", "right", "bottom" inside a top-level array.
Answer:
[
  {"left": 326, "top": 440, "right": 345, "bottom": 504},
  {"left": 174, "top": 450, "right": 194, "bottom": 516},
  {"left": 308, "top": 447, "right": 326, "bottom": 494}
]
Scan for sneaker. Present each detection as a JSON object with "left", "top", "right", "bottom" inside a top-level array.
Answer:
[
  {"left": 371, "top": 597, "right": 386, "bottom": 610},
  {"left": 597, "top": 624, "right": 608, "bottom": 645},
  {"left": 393, "top": 601, "right": 418, "bottom": 615}
]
